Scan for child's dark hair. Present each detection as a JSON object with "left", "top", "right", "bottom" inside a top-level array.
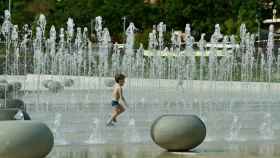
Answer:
[{"left": 115, "top": 73, "right": 126, "bottom": 83}]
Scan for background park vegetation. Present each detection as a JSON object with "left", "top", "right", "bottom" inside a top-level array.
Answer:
[{"left": 0, "top": 0, "right": 279, "bottom": 47}]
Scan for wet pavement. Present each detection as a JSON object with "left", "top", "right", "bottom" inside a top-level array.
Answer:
[{"left": 48, "top": 141, "right": 280, "bottom": 158}]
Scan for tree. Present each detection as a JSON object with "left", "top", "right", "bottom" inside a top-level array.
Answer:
[{"left": 0, "top": 0, "right": 261, "bottom": 46}]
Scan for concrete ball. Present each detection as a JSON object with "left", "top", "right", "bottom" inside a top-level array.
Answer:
[
  {"left": 0, "top": 109, "right": 31, "bottom": 120},
  {"left": 42, "top": 80, "right": 54, "bottom": 89},
  {"left": 104, "top": 79, "right": 115, "bottom": 87},
  {"left": 151, "top": 114, "right": 206, "bottom": 151},
  {"left": 63, "top": 79, "right": 74, "bottom": 87},
  {"left": 5, "top": 99, "right": 25, "bottom": 110},
  {"left": 0, "top": 121, "right": 53, "bottom": 158},
  {"left": 0, "top": 79, "right": 8, "bottom": 84},
  {"left": 10, "top": 82, "right": 22, "bottom": 91},
  {"left": 48, "top": 81, "right": 64, "bottom": 93},
  {"left": 0, "top": 84, "right": 13, "bottom": 99}
]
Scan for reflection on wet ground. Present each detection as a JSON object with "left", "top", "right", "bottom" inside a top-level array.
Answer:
[{"left": 47, "top": 141, "right": 280, "bottom": 158}]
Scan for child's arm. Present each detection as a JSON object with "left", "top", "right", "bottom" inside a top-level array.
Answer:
[
  {"left": 119, "top": 87, "right": 128, "bottom": 108},
  {"left": 121, "top": 97, "right": 128, "bottom": 108}
]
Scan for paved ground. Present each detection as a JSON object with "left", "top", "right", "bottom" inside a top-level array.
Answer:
[{"left": 48, "top": 141, "right": 280, "bottom": 158}]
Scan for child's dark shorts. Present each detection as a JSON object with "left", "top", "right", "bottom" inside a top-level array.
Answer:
[{"left": 112, "top": 100, "right": 119, "bottom": 107}]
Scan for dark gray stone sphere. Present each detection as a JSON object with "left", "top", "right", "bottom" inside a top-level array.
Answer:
[
  {"left": 48, "top": 81, "right": 64, "bottom": 93},
  {"left": 0, "top": 91, "right": 11, "bottom": 99},
  {"left": 0, "top": 82, "right": 18, "bottom": 99},
  {"left": 151, "top": 114, "right": 206, "bottom": 151},
  {"left": 0, "top": 109, "right": 18, "bottom": 120},
  {"left": 63, "top": 79, "right": 74, "bottom": 87},
  {"left": 0, "top": 79, "right": 8, "bottom": 84},
  {"left": 0, "top": 121, "right": 54, "bottom": 158},
  {"left": 104, "top": 79, "right": 115, "bottom": 87},
  {"left": 10, "top": 82, "right": 22, "bottom": 91},
  {"left": 42, "top": 80, "right": 54, "bottom": 88},
  {"left": 0, "top": 109, "right": 31, "bottom": 120},
  {"left": 0, "top": 83, "right": 13, "bottom": 92},
  {"left": 22, "top": 111, "right": 31, "bottom": 120},
  {"left": 5, "top": 99, "right": 25, "bottom": 110}
]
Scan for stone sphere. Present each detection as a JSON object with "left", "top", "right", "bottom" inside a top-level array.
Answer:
[
  {"left": 0, "top": 109, "right": 31, "bottom": 120},
  {"left": 0, "top": 83, "right": 14, "bottom": 99},
  {"left": 151, "top": 114, "right": 206, "bottom": 151},
  {"left": 0, "top": 121, "right": 54, "bottom": 158},
  {"left": 0, "top": 83, "right": 13, "bottom": 92},
  {"left": 48, "top": 81, "right": 64, "bottom": 93},
  {"left": 0, "top": 79, "right": 8, "bottom": 84},
  {"left": 5, "top": 99, "right": 25, "bottom": 110},
  {"left": 104, "top": 79, "right": 115, "bottom": 87},
  {"left": 42, "top": 80, "right": 54, "bottom": 88},
  {"left": 0, "top": 91, "right": 10, "bottom": 99},
  {"left": 63, "top": 79, "right": 74, "bottom": 87},
  {"left": 10, "top": 82, "right": 22, "bottom": 91},
  {"left": 0, "top": 109, "right": 18, "bottom": 120},
  {"left": 22, "top": 111, "right": 31, "bottom": 120}
]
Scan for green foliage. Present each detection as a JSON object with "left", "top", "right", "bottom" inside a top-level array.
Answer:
[
  {"left": 135, "top": 28, "right": 151, "bottom": 48},
  {"left": 0, "top": 0, "right": 268, "bottom": 47}
]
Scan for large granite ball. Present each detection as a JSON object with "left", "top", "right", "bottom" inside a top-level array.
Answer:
[
  {"left": 0, "top": 79, "right": 8, "bottom": 84},
  {"left": 20, "top": 111, "right": 31, "bottom": 120},
  {"left": 104, "top": 79, "right": 115, "bottom": 87},
  {"left": 42, "top": 80, "right": 54, "bottom": 88},
  {"left": 0, "top": 83, "right": 15, "bottom": 99},
  {"left": 1, "top": 99, "right": 25, "bottom": 110},
  {"left": 48, "top": 81, "right": 64, "bottom": 93},
  {"left": 9, "top": 82, "right": 22, "bottom": 91},
  {"left": 151, "top": 114, "right": 206, "bottom": 151},
  {"left": 0, "top": 121, "right": 54, "bottom": 158},
  {"left": 0, "top": 91, "right": 12, "bottom": 99},
  {"left": 0, "top": 109, "right": 31, "bottom": 120},
  {"left": 63, "top": 79, "right": 74, "bottom": 87},
  {"left": 0, "top": 109, "right": 18, "bottom": 120},
  {"left": 0, "top": 83, "right": 13, "bottom": 93}
]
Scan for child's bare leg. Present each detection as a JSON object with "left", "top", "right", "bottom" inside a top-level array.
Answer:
[
  {"left": 107, "top": 108, "right": 118, "bottom": 126},
  {"left": 118, "top": 105, "right": 125, "bottom": 113},
  {"left": 111, "top": 108, "right": 119, "bottom": 121},
  {"left": 113, "top": 105, "right": 125, "bottom": 122}
]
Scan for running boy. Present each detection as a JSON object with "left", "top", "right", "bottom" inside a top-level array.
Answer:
[{"left": 106, "top": 73, "right": 128, "bottom": 126}]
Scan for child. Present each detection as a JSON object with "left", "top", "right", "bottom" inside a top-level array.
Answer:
[{"left": 106, "top": 73, "right": 128, "bottom": 126}]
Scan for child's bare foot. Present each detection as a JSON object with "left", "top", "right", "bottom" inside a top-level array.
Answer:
[
  {"left": 106, "top": 119, "right": 114, "bottom": 126},
  {"left": 112, "top": 118, "right": 117, "bottom": 123}
]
